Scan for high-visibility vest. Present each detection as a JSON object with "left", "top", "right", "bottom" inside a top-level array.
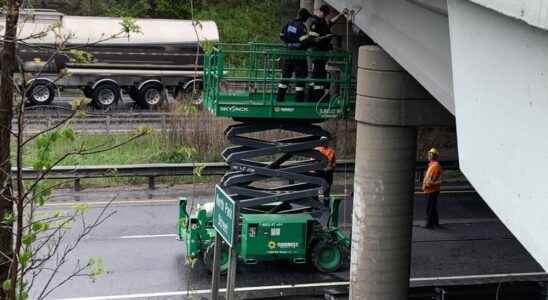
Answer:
[
  {"left": 315, "top": 146, "right": 336, "bottom": 170},
  {"left": 422, "top": 160, "right": 443, "bottom": 193}
]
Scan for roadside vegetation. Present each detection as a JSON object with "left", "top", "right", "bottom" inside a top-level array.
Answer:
[
  {"left": 15, "top": 133, "right": 217, "bottom": 166},
  {"left": 28, "top": 0, "right": 300, "bottom": 43},
  {"left": 16, "top": 114, "right": 356, "bottom": 166}
]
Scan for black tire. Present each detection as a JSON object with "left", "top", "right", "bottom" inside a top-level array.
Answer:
[
  {"left": 26, "top": 80, "right": 55, "bottom": 105},
  {"left": 136, "top": 82, "right": 163, "bottom": 109},
  {"left": 202, "top": 241, "right": 229, "bottom": 275},
  {"left": 311, "top": 239, "right": 343, "bottom": 273},
  {"left": 91, "top": 82, "right": 120, "bottom": 109}
]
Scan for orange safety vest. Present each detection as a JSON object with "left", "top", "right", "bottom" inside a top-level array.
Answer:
[
  {"left": 422, "top": 160, "right": 443, "bottom": 193},
  {"left": 315, "top": 146, "right": 336, "bottom": 170}
]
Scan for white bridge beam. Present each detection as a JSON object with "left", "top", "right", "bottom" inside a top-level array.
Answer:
[
  {"left": 448, "top": 0, "right": 548, "bottom": 270},
  {"left": 325, "top": 0, "right": 455, "bottom": 114}
]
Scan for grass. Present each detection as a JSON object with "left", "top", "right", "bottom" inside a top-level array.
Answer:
[
  {"left": 13, "top": 131, "right": 224, "bottom": 189},
  {"left": 14, "top": 132, "right": 217, "bottom": 167}
]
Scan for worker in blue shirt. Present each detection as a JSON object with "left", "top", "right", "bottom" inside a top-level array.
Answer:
[{"left": 276, "top": 8, "right": 313, "bottom": 102}]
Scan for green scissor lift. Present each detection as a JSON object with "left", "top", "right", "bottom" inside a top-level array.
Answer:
[
  {"left": 178, "top": 42, "right": 353, "bottom": 273},
  {"left": 202, "top": 43, "right": 353, "bottom": 120}
]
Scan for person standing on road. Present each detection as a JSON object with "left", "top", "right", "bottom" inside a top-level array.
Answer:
[
  {"left": 307, "top": 5, "right": 347, "bottom": 102},
  {"left": 423, "top": 148, "right": 443, "bottom": 229},
  {"left": 315, "top": 144, "right": 336, "bottom": 207},
  {"left": 277, "top": 8, "right": 313, "bottom": 102}
]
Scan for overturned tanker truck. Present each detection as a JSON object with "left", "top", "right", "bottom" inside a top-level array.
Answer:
[{"left": 1, "top": 9, "right": 219, "bottom": 109}]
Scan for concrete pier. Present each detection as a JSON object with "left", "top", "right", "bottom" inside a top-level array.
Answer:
[{"left": 350, "top": 45, "right": 421, "bottom": 300}]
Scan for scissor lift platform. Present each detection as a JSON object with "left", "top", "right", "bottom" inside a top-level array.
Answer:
[{"left": 202, "top": 43, "right": 353, "bottom": 121}]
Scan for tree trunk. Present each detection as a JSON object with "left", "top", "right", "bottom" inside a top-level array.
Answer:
[{"left": 0, "top": 1, "right": 20, "bottom": 299}]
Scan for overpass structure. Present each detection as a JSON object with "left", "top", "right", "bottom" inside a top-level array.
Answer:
[{"left": 300, "top": 0, "right": 548, "bottom": 299}]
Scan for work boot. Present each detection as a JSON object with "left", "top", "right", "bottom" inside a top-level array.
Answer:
[{"left": 276, "top": 86, "right": 287, "bottom": 102}]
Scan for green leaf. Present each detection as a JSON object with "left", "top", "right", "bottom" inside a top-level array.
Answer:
[
  {"left": 32, "top": 181, "right": 51, "bottom": 207},
  {"left": 21, "top": 233, "right": 36, "bottom": 246},
  {"left": 72, "top": 203, "right": 89, "bottom": 214},
  {"left": 68, "top": 49, "right": 95, "bottom": 64},
  {"left": 88, "top": 257, "right": 106, "bottom": 282},
  {"left": 60, "top": 127, "right": 75, "bottom": 141},
  {"left": 2, "top": 212, "right": 14, "bottom": 225},
  {"left": 2, "top": 279, "right": 11, "bottom": 291},
  {"left": 71, "top": 97, "right": 91, "bottom": 111},
  {"left": 136, "top": 126, "right": 152, "bottom": 135},
  {"left": 120, "top": 17, "right": 142, "bottom": 37},
  {"left": 31, "top": 221, "right": 47, "bottom": 233},
  {"left": 19, "top": 251, "right": 31, "bottom": 268}
]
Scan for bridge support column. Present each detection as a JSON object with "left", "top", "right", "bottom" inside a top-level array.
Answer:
[{"left": 350, "top": 45, "right": 425, "bottom": 300}]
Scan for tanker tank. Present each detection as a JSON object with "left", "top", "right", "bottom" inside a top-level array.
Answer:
[{"left": 0, "top": 9, "right": 220, "bottom": 108}]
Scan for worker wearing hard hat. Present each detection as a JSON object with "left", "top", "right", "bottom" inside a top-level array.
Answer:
[
  {"left": 277, "top": 8, "right": 313, "bottom": 102},
  {"left": 422, "top": 148, "right": 443, "bottom": 229},
  {"left": 315, "top": 144, "right": 336, "bottom": 207}
]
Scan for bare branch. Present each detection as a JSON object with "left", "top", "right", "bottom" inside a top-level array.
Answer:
[{"left": 36, "top": 197, "right": 117, "bottom": 299}]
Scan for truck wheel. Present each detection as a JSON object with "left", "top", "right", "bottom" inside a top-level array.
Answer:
[
  {"left": 203, "top": 241, "right": 229, "bottom": 275},
  {"left": 137, "top": 82, "right": 163, "bottom": 109},
  {"left": 27, "top": 80, "right": 55, "bottom": 105},
  {"left": 177, "top": 80, "right": 202, "bottom": 102},
  {"left": 311, "top": 239, "right": 343, "bottom": 273},
  {"left": 92, "top": 82, "right": 120, "bottom": 109}
]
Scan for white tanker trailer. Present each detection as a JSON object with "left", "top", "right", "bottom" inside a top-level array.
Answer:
[{"left": 0, "top": 9, "right": 219, "bottom": 109}]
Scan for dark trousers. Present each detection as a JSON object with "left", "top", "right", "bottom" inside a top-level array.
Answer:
[
  {"left": 425, "top": 191, "right": 440, "bottom": 228},
  {"left": 277, "top": 58, "right": 308, "bottom": 102},
  {"left": 317, "top": 169, "right": 334, "bottom": 207},
  {"left": 309, "top": 59, "right": 329, "bottom": 102},
  {"left": 311, "top": 59, "right": 328, "bottom": 85}
]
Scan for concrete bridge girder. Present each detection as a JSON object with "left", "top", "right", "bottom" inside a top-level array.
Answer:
[
  {"left": 325, "top": 0, "right": 455, "bottom": 114},
  {"left": 448, "top": 0, "right": 548, "bottom": 271}
]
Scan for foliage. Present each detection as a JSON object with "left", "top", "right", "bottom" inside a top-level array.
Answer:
[
  {"left": 30, "top": 0, "right": 298, "bottom": 43},
  {"left": 192, "top": 1, "right": 282, "bottom": 43},
  {"left": 67, "top": 49, "right": 95, "bottom": 63},
  {"left": 15, "top": 133, "right": 210, "bottom": 166},
  {"left": 0, "top": 9, "right": 147, "bottom": 300}
]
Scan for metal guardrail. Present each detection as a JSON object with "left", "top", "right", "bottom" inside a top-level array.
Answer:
[{"left": 11, "top": 160, "right": 459, "bottom": 191}]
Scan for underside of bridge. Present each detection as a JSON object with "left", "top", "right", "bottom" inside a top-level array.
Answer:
[{"left": 303, "top": 0, "right": 548, "bottom": 299}]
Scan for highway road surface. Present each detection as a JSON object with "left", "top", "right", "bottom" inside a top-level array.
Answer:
[{"left": 30, "top": 188, "right": 543, "bottom": 300}]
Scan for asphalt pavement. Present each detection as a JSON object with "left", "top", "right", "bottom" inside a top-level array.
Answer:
[{"left": 30, "top": 185, "right": 543, "bottom": 300}]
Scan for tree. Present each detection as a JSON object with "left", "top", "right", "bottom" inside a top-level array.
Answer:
[
  {"left": 0, "top": 6, "right": 143, "bottom": 299},
  {"left": 0, "top": 1, "right": 23, "bottom": 299}
]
